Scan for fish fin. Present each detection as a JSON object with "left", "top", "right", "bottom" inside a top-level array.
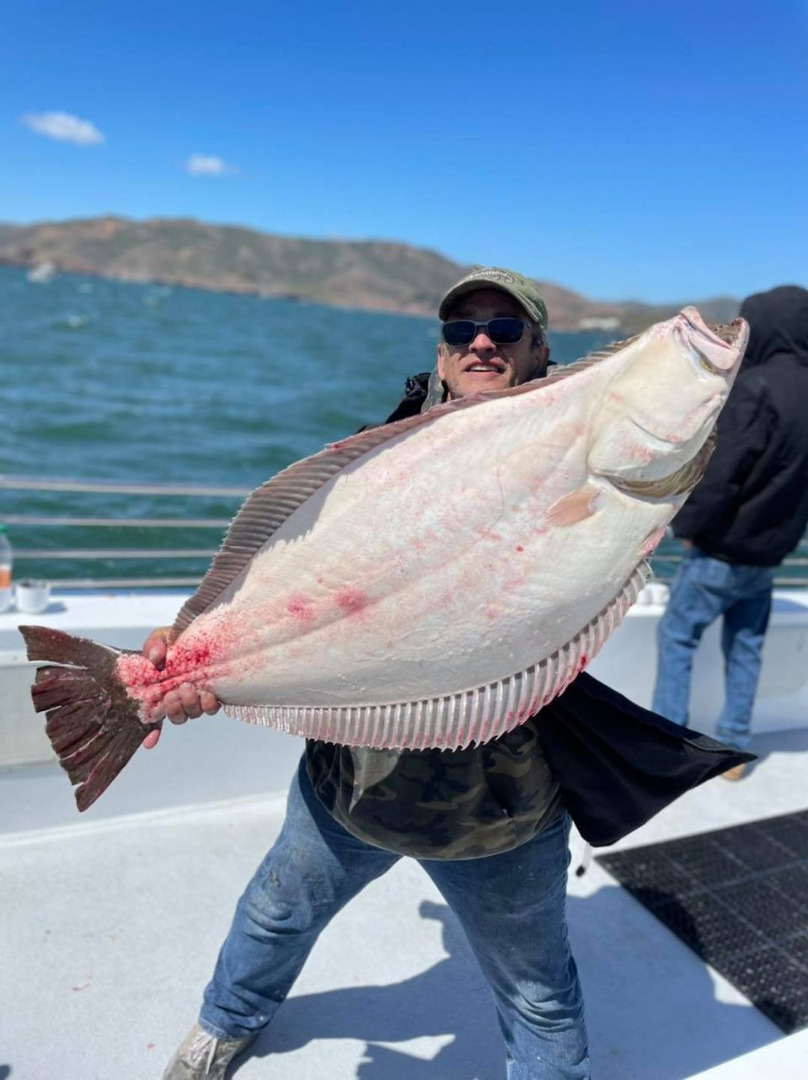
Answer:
[
  {"left": 221, "top": 562, "right": 650, "bottom": 751},
  {"left": 546, "top": 483, "right": 601, "bottom": 526},
  {"left": 20, "top": 625, "right": 157, "bottom": 812}
]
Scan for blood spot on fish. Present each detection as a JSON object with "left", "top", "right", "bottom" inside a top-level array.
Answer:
[
  {"left": 627, "top": 443, "right": 654, "bottom": 463},
  {"left": 336, "top": 588, "right": 367, "bottom": 615},
  {"left": 117, "top": 652, "right": 161, "bottom": 692},
  {"left": 116, "top": 630, "right": 229, "bottom": 717},
  {"left": 165, "top": 641, "right": 213, "bottom": 678},
  {"left": 287, "top": 595, "right": 315, "bottom": 622},
  {"left": 515, "top": 545, "right": 524, "bottom": 553}
]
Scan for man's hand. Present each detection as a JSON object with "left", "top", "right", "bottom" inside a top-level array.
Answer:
[{"left": 141, "top": 627, "right": 221, "bottom": 750}]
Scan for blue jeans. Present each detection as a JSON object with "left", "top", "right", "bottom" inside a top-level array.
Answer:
[
  {"left": 652, "top": 550, "right": 774, "bottom": 749},
  {"left": 200, "top": 757, "right": 589, "bottom": 1080}
]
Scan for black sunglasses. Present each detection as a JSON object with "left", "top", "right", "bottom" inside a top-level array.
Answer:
[{"left": 441, "top": 317, "right": 529, "bottom": 347}]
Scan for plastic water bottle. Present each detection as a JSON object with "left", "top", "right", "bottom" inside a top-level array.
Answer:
[{"left": 0, "top": 525, "right": 12, "bottom": 613}]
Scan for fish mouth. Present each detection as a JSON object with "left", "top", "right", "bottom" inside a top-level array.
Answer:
[
  {"left": 679, "top": 307, "right": 749, "bottom": 373},
  {"left": 708, "top": 318, "right": 748, "bottom": 348}
]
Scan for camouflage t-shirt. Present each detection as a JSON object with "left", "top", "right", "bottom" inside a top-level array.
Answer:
[
  {"left": 305, "top": 370, "right": 561, "bottom": 860},
  {"left": 305, "top": 719, "right": 562, "bottom": 860}
]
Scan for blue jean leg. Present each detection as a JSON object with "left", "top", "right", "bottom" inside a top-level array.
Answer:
[
  {"left": 199, "top": 757, "right": 399, "bottom": 1039},
  {"left": 716, "top": 586, "right": 772, "bottom": 749},
  {"left": 652, "top": 551, "right": 774, "bottom": 747},
  {"left": 652, "top": 555, "right": 728, "bottom": 726},
  {"left": 424, "top": 812, "right": 589, "bottom": 1080}
]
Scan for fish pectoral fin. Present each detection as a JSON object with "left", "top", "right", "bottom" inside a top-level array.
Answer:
[{"left": 546, "top": 483, "right": 601, "bottom": 527}]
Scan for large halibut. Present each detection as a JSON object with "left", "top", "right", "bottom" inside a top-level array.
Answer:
[{"left": 22, "top": 306, "right": 748, "bottom": 809}]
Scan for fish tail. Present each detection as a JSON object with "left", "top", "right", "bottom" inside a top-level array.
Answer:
[{"left": 20, "top": 625, "right": 158, "bottom": 812}]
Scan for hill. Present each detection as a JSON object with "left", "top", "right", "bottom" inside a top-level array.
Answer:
[{"left": 0, "top": 216, "right": 738, "bottom": 332}]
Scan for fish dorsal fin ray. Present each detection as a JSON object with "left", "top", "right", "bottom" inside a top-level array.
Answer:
[
  {"left": 171, "top": 334, "right": 639, "bottom": 640},
  {"left": 552, "top": 330, "right": 643, "bottom": 370},
  {"left": 221, "top": 562, "right": 650, "bottom": 749},
  {"left": 512, "top": 330, "right": 643, "bottom": 389}
]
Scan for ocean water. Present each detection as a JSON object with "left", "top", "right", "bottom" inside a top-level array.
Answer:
[{"left": 0, "top": 265, "right": 803, "bottom": 586}]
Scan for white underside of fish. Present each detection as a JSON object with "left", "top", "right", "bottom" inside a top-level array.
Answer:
[{"left": 150, "top": 364, "right": 668, "bottom": 749}]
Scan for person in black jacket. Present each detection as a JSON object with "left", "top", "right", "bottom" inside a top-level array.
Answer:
[{"left": 652, "top": 285, "right": 808, "bottom": 778}]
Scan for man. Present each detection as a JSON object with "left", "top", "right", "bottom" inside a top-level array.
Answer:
[
  {"left": 148, "top": 268, "right": 747, "bottom": 1080},
  {"left": 652, "top": 285, "right": 808, "bottom": 779}
]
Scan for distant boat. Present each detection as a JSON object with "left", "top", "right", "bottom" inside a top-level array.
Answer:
[{"left": 26, "top": 261, "right": 57, "bottom": 284}]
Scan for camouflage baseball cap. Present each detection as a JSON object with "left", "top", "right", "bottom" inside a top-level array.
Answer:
[{"left": 438, "top": 266, "right": 549, "bottom": 329}]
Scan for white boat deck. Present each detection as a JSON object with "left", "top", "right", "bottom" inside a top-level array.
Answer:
[{"left": 2, "top": 590, "right": 808, "bottom": 1079}]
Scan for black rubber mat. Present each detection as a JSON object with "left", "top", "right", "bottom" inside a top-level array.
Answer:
[{"left": 597, "top": 810, "right": 808, "bottom": 1033}]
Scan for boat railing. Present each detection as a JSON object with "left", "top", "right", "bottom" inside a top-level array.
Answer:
[
  {"left": 0, "top": 474, "right": 250, "bottom": 589},
  {"left": 2, "top": 474, "right": 808, "bottom": 589}
]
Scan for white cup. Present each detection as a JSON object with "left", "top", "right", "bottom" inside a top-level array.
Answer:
[{"left": 15, "top": 579, "right": 52, "bottom": 614}]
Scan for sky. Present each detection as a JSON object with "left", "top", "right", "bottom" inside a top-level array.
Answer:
[{"left": 2, "top": 0, "right": 807, "bottom": 303}]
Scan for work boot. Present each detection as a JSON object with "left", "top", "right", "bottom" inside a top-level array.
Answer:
[
  {"left": 162, "top": 1022, "right": 256, "bottom": 1079},
  {"left": 721, "top": 763, "right": 747, "bottom": 782}
]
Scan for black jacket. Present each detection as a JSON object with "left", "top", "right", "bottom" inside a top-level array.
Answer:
[{"left": 673, "top": 285, "right": 808, "bottom": 566}]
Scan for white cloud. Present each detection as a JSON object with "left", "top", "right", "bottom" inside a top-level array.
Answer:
[
  {"left": 185, "top": 154, "right": 237, "bottom": 177},
  {"left": 21, "top": 111, "right": 104, "bottom": 145}
]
